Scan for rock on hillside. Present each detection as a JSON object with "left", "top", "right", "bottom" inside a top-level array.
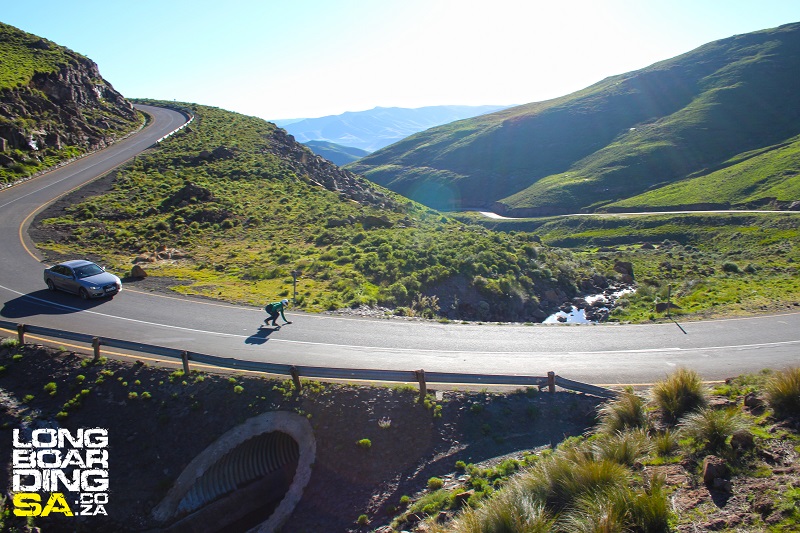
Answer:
[
  {"left": 0, "top": 22, "right": 141, "bottom": 185},
  {"left": 268, "top": 127, "right": 397, "bottom": 210}
]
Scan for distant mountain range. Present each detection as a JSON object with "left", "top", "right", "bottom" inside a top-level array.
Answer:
[
  {"left": 303, "top": 140, "right": 370, "bottom": 166},
  {"left": 275, "top": 105, "right": 512, "bottom": 152},
  {"left": 348, "top": 22, "right": 800, "bottom": 215}
]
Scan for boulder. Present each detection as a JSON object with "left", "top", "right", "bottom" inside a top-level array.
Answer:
[
  {"left": 744, "top": 392, "right": 764, "bottom": 409},
  {"left": 730, "top": 429, "right": 755, "bottom": 452},
  {"left": 591, "top": 298, "right": 608, "bottom": 308},
  {"left": 702, "top": 455, "right": 729, "bottom": 486},
  {"left": 713, "top": 477, "right": 733, "bottom": 493},
  {"left": 130, "top": 264, "right": 147, "bottom": 279},
  {"left": 360, "top": 215, "right": 393, "bottom": 229},
  {"left": 453, "top": 489, "right": 474, "bottom": 507},
  {"left": 163, "top": 181, "right": 214, "bottom": 207},
  {"left": 544, "top": 289, "right": 565, "bottom": 303},
  {"left": 326, "top": 218, "right": 351, "bottom": 228},
  {"left": 614, "top": 260, "right": 634, "bottom": 280}
]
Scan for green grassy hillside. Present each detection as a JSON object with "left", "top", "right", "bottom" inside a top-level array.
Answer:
[
  {"left": 348, "top": 22, "right": 800, "bottom": 215},
  {"left": 0, "top": 22, "right": 78, "bottom": 89},
  {"left": 32, "top": 102, "right": 599, "bottom": 323},
  {"left": 0, "top": 22, "right": 142, "bottom": 185},
  {"left": 603, "top": 135, "right": 800, "bottom": 211},
  {"left": 455, "top": 210, "right": 800, "bottom": 321}
]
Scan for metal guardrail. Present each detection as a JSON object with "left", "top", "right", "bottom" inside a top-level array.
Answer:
[
  {"left": 155, "top": 111, "right": 194, "bottom": 144},
  {"left": 555, "top": 376, "right": 619, "bottom": 399},
  {"left": 0, "top": 320, "right": 619, "bottom": 399}
]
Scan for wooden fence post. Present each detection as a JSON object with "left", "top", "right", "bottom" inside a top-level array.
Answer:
[
  {"left": 16, "top": 324, "right": 25, "bottom": 344},
  {"left": 547, "top": 371, "right": 556, "bottom": 393},
  {"left": 92, "top": 337, "right": 101, "bottom": 362},
  {"left": 181, "top": 351, "right": 190, "bottom": 374},
  {"left": 415, "top": 369, "right": 427, "bottom": 403},
  {"left": 289, "top": 366, "right": 302, "bottom": 392}
]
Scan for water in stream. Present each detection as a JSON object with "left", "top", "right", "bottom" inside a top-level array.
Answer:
[{"left": 543, "top": 288, "right": 634, "bottom": 324}]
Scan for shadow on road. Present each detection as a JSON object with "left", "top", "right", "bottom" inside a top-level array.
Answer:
[
  {"left": 670, "top": 316, "right": 688, "bottom": 334},
  {"left": 244, "top": 325, "right": 279, "bottom": 345},
  {"left": 1, "top": 290, "right": 108, "bottom": 319}
]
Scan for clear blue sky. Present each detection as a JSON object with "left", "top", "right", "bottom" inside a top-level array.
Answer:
[{"left": 3, "top": 1, "right": 799, "bottom": 120}]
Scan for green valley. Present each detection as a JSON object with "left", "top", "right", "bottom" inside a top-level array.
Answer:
[
  {"left": 456, "top": 211, "right": 800, "bottom": 321},
  {"left": 303, "top": 140, "right": 370, "bottom": 166},
  {"left": 31, "top": 102, "right": 599, "bottom": 323},
  {"left": 348, "top": 22, "right": 800, "bottom": 216}
]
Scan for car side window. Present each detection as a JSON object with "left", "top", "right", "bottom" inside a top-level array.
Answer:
[{"left": 55, "top": 266, "right": 73, "bottom": 277}]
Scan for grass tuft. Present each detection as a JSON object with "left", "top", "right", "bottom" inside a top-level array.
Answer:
[
  {"left": 651, "top": 368, "right": 708, "bottom": 423},
  {"left": 597, "top": 390, "right": 649, "bottom": 434},
  {"left": 591, "top": 429, "right": 653, "bottom": 466},
  {"left": 765, "top": 367, "right": 800, "bottom": 419},
  {"left": 679, "top": 407, "right": 749, "bottom": 452}
]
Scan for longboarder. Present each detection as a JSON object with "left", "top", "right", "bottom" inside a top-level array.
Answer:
[{"left": 264, "top": 299, "right": 292, "bottom": 328}]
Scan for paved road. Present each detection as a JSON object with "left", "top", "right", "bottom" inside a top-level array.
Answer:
[{"left": 1, "top": 105, "right": 798, "bottom": 386}]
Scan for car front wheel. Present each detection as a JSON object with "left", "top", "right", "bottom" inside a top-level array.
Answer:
[
  {"left": 79, "top": 288, "right": 90, "bottom": 300},
  {"left": 46, "top": 279, "right": 56, "bottom": 291}
]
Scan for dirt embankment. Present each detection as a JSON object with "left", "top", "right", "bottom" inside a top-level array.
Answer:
[{"left": 0, "top": 338, "right": 600, "bottom": 532}]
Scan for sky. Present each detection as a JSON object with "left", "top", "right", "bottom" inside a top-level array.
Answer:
[{"left": 2, "top": 1, "right": 799, "bottom": 121}]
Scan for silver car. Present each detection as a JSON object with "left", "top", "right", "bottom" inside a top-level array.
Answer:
[{"left": 44, "top": 260, "right": 122, "bottom": 299}]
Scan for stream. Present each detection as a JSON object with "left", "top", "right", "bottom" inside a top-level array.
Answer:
[{"left": 543, "top": 287, "right": 634, "bottom": 324}]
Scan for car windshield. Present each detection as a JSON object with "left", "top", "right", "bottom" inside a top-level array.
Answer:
[{"left": 73, "top": 264, "right": 104, "bottom": 279}]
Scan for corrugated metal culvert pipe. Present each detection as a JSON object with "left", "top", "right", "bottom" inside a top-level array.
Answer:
[
  {"left": 176, "top": 431, "right": 299, "bottom": 515},
  {"left": 153, "top": 411, "right": 315, "bottom": 533}
]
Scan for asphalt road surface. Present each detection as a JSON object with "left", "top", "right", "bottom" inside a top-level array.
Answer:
[{"left": 1, "top": 105, "right": 798, "bottom": 386}]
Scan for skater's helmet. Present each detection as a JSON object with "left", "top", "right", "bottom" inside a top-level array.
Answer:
[{"left": 281, "top": 299, "right": 289, "bottom": 306}]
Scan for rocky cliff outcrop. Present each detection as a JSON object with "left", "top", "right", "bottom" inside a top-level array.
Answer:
[
  {"left": 267, "top": 127, "right": 397, "bottom": 210},
  {"left": 0, "top": 24, "right": 141, "bottom": 184}
]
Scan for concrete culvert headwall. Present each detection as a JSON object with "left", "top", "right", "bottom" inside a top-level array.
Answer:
[{"left": 153, "top": 411, "right": 315, "bottom": 533}]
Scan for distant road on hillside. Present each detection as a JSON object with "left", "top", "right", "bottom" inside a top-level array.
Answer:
[{"left": 1, "top": 108, "right": 798, "bottom": 388}]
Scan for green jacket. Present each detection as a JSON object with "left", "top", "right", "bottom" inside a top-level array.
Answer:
[{"left": 265, "top": 302, "right": 287, "bottom": 321}]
